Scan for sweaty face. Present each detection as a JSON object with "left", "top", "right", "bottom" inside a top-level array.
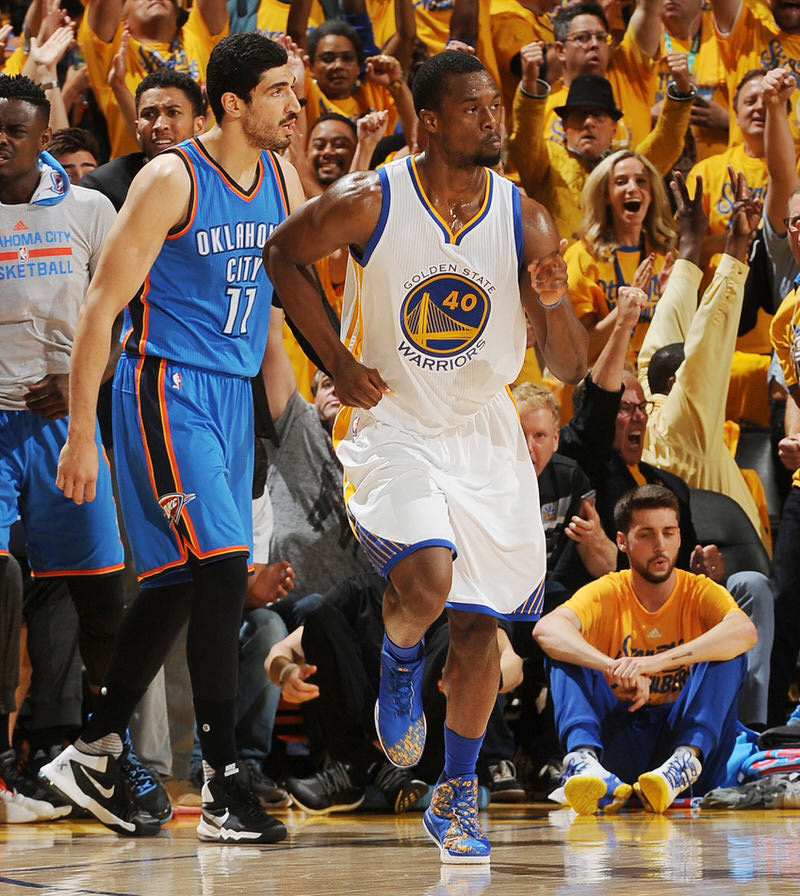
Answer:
[
  {"left": 307, "top": 119, "right": 357, "bottom": 187},
  {"left": 426, "top": 71, "right": 503, "bottom": 168},
  {"left": 136, "top": 86, "right": 205, "bottom": 159},
  {"left": 614, "top": 372, "right": 648, "bottom": 466},
  {"left": 734, "top": 76, "right": 766, "bottom": 144},
  {"left": 558, "top": 14, "right": 611, "bottom": 78},
  {"left": 607, "top": 156, "right": 652, "bottom": 234},
  {"left": 313, "top": 373, "right": 340, "bottom": 432},
  {"left": 310, "top": 35, "right": 360, "bottom": 101},
  {"left": 0, "top": 99, "right": 50, "bottom": 185},
  {"left": 239, "top": 65, "right": 300, "bottom": 152},
  {"left": 54, "top": 149, "right": 97, "bottom": 184},
  {"left": 519, "top": 407, "right": 560, "bottom": 476},
  {"left": 562, "top": 107, "right": 616, "bottom": 160},
  {"left": 619, "top": 506, "right": 680, "bottom": 584}
]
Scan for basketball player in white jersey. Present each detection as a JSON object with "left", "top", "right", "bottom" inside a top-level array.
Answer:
[{"left": 264, "top": 50, "right": 587, "bottom": 864}]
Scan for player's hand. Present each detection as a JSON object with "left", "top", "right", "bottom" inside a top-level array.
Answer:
[
  {"left": 690, "top": 543, "right": 725, "bottom": 582},
  {"left": 331, "top": 353, "right": 391, "bottom": 409},
  {"left": 612, "top": 674, "right": 651, "bottom": 712},
  {"left": 609, "top": 653, "right": 662, "bottom": 683},
  {"left": 282, "top": 663, "right": 319, "bottom": 703},
  {"left": 528, "top": 240, "right": 568, "bottom": 306},
  {"left": 245, "top": 560, "right": 296, "bottom": 608},
  {"left": 24, "top": 373, "right": 70, "bottom": 419},
  {"left": 56, "top": 433, "right": 99, "bottom": 504}
]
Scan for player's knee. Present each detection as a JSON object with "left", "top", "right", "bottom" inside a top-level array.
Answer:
[{"left": 447, "top": 610, "right": 497, "bottom": 657}]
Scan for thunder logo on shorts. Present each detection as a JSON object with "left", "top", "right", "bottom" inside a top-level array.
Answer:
[{"left": 399, "top": 274, "right": 490, "bottom": 357}]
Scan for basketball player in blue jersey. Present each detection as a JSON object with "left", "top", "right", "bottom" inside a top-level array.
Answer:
[
  {"left": 265, "top": 50, "right": 588, "bottom": 864},
  {"left": 41, "top": 33, "right": 305, "bottom": 843}
]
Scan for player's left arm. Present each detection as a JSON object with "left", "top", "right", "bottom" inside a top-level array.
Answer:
[
  {"left": 519, "top": 194, "right": 588, "bottom": 385},
  {"left": 610, "top": 609, "right": 757, "bottom": 681}
]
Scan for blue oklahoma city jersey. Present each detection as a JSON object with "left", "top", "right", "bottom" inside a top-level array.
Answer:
[
  {"left": 122, "top": 138, "right": 288, "bottom": 377},
  {"left": 340, "top": 155, "right": 526, "bottom": 435}
]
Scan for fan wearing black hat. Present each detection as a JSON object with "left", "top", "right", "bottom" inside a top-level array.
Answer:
[{"left": 509, "top": 40, "right": 696, "bottom": 244}]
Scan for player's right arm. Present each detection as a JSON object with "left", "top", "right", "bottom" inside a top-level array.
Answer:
[
  {"left": 533, "top": 606, "right": 614, "bottom": 675},
  {"left": 263, "top": 171, "right": 391, "bottom": 409},
  {"left": 56, "top": 153, "right": 192, "bottom": 505}
]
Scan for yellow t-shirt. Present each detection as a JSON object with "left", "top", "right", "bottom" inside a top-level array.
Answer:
[
  {"left": 365, "top": 0, "right": 401, "bottom": 50},
  {"left": 303, "top": 75, "right": 399, "bottom": 140},
  {"left": 255, "top": 0, "right": 325, "bottom": 41},
  {"left": 654, "top": 12, "right": 730, "bottom": 161},
  {"left": 565, "top": 239, "right": 670, "bottom": 365},
  {"left": 490, "top": 0, "right": 553, "bottom": 116},
  {"left": 411, "top": 0, "right": 503, "bottom": 90},
  {"left": 564, "top": 568, "right": 741, "bottom": 705},
  {"left": 718, "top": 4, "right": 800, "bottom": 150},
  {"left": 687, "top": 143, "right": 768, "bottom": 235},
  {"left": 545, "top": 30, "right": 656, "bottom": 151},
  {"left": 79, "top": 3, "right": 226, "bottom": 159}
]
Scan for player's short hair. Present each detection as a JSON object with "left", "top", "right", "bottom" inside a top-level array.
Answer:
[
  {"left": 307, "top": 20, "right": 364, "bottom": 65},
  {"left": 412, "top": 50, "right": 486, "bottom": 116},
  {"left": 553, "top": 2, "right": 610, "bottom": 42},
  {"left": 0, "top": 74, "right": 50, "bottom": 123},
  {"left": 647, "top": 343, "right": 685, "bottom": 395},
  {"left": 206, "top": 33, "right": 288, "bottom": 122},
  {"left": 135, "top": 69, "right": 206, "bottom": 118},
  {"left": 309, "top": 112, "right": 357, "bottom": 140},
  {"left": 47, "top": 127, "right": 100, "bottom": 161},
  {"left": 614, "top": 484, "right": 680, "bottom": 534},
  {"left": 512, "top": 381, "right": 560, "bottom": 426}
]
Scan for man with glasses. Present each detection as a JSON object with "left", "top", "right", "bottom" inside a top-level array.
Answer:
[{"left": 546, "top": 1, "right": 663, "bottom": 149}]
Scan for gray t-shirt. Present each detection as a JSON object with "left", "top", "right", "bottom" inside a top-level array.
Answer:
[{"left": 266, "top": 390, "right": 371, "bottom": 597}]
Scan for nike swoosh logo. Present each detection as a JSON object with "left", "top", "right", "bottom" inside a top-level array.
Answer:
[{"left": 81, "top": 766, "right": 116, "bottom": 800}]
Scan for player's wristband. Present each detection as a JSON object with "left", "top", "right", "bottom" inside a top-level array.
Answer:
[{"left": 536, "top": 293, "right": 566, "bottom": 309}]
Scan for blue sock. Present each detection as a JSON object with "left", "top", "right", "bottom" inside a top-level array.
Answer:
[
  {"left": 383, "top": 633, "right": 423, "bottom": 663},
  {"left": 444, "top": 725, "right": 485, "bottom": 779}
]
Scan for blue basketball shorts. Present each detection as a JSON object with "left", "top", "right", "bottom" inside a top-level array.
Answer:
[
  {"left": 112, "top": 353, "right": 254, "bottom": 588},
  {"left": 0, "top": 410, "right": 124, "bottom": 576}
]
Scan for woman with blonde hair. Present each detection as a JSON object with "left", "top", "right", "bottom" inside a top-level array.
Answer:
[{"left": 565, "top": 149, "right": 677, "bottom": 364}]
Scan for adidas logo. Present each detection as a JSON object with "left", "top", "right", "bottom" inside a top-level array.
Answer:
[
  {"left": 647, "top": 627, "right": 661, "bottom": 638},
  {"left": 13, "top": 220, "right": 28, "bottom": 231}
]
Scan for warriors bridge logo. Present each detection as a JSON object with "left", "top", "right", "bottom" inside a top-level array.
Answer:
[{"left": 399, "top": 273, "right": 490, "bottom": 364}]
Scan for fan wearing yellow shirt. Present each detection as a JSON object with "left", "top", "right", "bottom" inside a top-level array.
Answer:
[
  {"left": 302, "top": 20, "right": 416, "bottom": 144},
  {"left": 546, "top": 1, "right": 661, "bottom": 151},
  {"left": 78, "top": 0, "right": 228, "bottom": 159},
  {"left": 565, "top": 150, "right": 677, "bottom": 365},
  {"left": 653, "top": 0, "right": 730, "bottom": 161},
  {"left": 533, "top": 484, "right": 756, "bottom": 815},
  {"left": 711, "top": 0, "right": 800, "bottom": 149}
]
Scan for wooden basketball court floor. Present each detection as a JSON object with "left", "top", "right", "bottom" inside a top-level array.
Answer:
[{"left": 3, "top": 802, "right": 800, "bottom": 895}]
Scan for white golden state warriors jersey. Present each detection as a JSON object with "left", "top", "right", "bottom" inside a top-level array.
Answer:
[{"left": 340, "top": 155, "right": 527, "bottom": 435}]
